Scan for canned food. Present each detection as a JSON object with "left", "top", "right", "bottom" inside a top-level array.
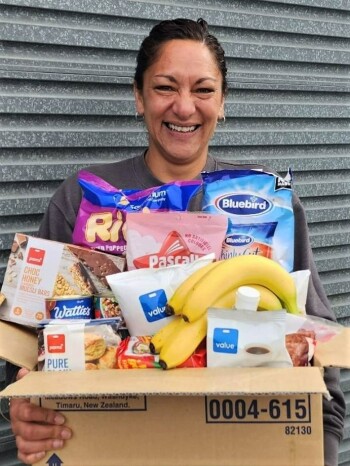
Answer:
[{"left": 45, "top": 295, "right": 94, "bottom": 320}]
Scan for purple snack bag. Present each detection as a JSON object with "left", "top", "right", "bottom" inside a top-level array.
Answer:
[{"left": 73, "top": 171, "right": 201, "bottom": 256}]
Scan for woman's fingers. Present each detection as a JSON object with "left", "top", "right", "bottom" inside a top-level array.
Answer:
[
  {"left": 16, "top": 367, "right": 30, "bottom": 380},
  {"left": 17, "top": 450, "right": 47, "bottom": 465},
  {"left": 11, "top": 398, "right": 66, "bottom": 428},
  {"left": 10, "top": 398, "right": 72, "bottom": 465}
]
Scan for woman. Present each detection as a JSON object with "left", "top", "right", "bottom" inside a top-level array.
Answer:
[{"left": 7, "top": 18, "right": 345, "bottom": 465}]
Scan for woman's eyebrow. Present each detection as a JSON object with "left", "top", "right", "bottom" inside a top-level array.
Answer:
[{"left": 153, "top": 74, "right": 218, "bottom": 84}]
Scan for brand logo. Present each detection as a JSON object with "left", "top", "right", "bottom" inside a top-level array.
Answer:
[
  {"left": 47, "top": 334, "right": 65, "bottom": 353},
  {"left": 51, "top": 304, "right": 92, "bottom": 319},
  {"left": 225, "top": 234, "right": 253, "bottom": 246},
  {"left": 27, "top": 247, "right": 46, "bottom": 266},
  {"left": 215, "top": 194, "right": 272, "bottom": 216},
  {"left": 139, "top": 289, "right": 168, "bottom": 322},
  {"left": 133, "top": 230, "right": 204, "bottom": 268},
  {"left": 213, "top": 328, "right": 238, "bottom": 354}
]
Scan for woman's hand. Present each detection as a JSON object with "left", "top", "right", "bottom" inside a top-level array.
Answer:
[{"left": 10, "top": 368, "right": 72, "bottom": 465}]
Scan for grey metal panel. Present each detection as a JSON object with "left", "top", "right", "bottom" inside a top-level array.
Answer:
[{"left": 0, "top": 0, "right": 349, "bottom": 464}]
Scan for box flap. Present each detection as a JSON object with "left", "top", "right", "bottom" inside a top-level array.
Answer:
[
  {"left": 314, "top": 328, "right": 350, "bottom": 369},
  {"left": 0, "top": 320, "right": 37, "bottom": 370},
  {"left": 0, "top": 366, "right": 327, "bottom": 398}
]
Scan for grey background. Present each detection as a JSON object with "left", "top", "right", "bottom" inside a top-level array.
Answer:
[{"left": 0, "top": 0, "right": 349, "bottom": 464}]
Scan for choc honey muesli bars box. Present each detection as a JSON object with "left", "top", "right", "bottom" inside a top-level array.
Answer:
[{"left": 0, "top": 233, "right": 126, "bottom": 327}]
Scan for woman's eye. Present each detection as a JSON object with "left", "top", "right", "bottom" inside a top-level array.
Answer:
[
  {"left": 155, "top": 85, "right": 174, "bottom": 92},
  {"left": 196, "top": 88, "right": 214, "bottom": 94}
]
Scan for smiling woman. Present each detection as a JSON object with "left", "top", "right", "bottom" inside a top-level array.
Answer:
[
  {"left": 5, "top": 17, "right": 345, "bottom": 466},
  {"left": 133, "top": 18, "right": 227, "bottom": 182},
  {"left": 134, "top": 40, "right": 225, "bottom": 181}
]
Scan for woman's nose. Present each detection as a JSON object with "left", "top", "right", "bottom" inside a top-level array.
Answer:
[{"left": 172, "top": 92, "right": 196, "bottom": 119}]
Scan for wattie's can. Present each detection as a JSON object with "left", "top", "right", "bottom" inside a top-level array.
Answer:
[{"left": 45, "top": 295, "right": 94, "bottom": 320}]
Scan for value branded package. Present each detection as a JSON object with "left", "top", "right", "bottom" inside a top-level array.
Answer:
[{"left": 0, "top": 233, "right": 125, "bottom": 326}]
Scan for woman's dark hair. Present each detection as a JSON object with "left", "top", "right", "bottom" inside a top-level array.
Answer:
[{"left": 134, "top": 18, "right": 228, "bottom": 95}]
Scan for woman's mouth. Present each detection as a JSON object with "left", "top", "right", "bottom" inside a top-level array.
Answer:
[{"left": 165, "top": 122, "right": 199, "bottom": 133}]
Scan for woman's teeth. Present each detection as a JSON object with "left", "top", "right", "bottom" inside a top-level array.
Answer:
[{"left": 166, "top": 123, "right": 197, "bottom": 133}]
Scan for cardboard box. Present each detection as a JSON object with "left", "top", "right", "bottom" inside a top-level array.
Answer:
[
  {"left": 0, "top": 234, "right": 125, "bottom": 326},
  {"left": 1, "top": 321, "right": 350, "bottom": 466}
]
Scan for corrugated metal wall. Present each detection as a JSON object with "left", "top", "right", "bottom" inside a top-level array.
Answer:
[{"left": 0, "top": 0, "right": 349, "bottom": 464}]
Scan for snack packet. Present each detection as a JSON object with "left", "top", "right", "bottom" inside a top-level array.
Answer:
[
  {"left": 116, "top": 336, "right": 206, "bottom": 369},
  {"left": 202, "top": 168, "right": 294, "bottom": 271},
  {"left": 125, "top": 211, "right": 228, "bottom": 270},
  {"left": 207, "top": 308, "right": 292, "bottom": 368},
  {"left": 106, "top": 254, "right": 215, "bottom": 336},
  {"left": 73, "top": 171, "right": 201, "bottom": 255}
]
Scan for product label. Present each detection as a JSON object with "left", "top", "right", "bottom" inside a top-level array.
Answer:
[
  {"left": 215, "top": 194, "right": 272, "bottom": 216},
  {"left": 213, "top": 328, "right": 238, "bottom": 354},
  {"left": 205, "top": 395, "right": 311, "bottom": 424},
  {"left": 139, "top": 289, "right": 168, "bottom": 323}
]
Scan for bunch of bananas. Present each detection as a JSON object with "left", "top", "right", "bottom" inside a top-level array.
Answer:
[{"left": 150, "top": 255, "right": 300, "bottom": 370}]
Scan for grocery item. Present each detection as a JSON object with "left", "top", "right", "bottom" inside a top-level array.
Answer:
[
  {"left": 149, "top": 316, "right": 183, "bottom": 354},
  {"left": 207, "top": 309, "right": 292, "bottom": 368},
  {"left": 106, "top": 254, "right": 215, "bottom": 336},
  {"left": 116, "top": 335, "right": 207, "bottom": 369},
  {"left": 125, "top": 211, "right": 227, "bottom": 269},
  {"left": 73, "top": 170, "right": 201, "bottom": 255},
  {"left": 234, "top": 286, "right": 260, "bottom": 311},
  {"left": 45, "top": 295, "right": 94, "bottom": 320},
  {"left": 202, "top": 168, "right": 294, "bottom": 271},
  {"left": 158, "top": 314, "right": 207, "bottom": 370},
  {"left": 0, "top": 234, "right": 125, "bottom": 327},
  {"left": 116, "top": 336, "right": 161, "bottom": 369},
  {"left": 169, "top": 255, "right": 300, "bottom": 324},
  {"left": 37, "top": 319, "right": 122, "bottom": 371},
  {"left": 165, "top": 260, "right": 221, "bottom": 316},
  {"left": 212, "top": 285, "right": 283, "bottom": 311}
]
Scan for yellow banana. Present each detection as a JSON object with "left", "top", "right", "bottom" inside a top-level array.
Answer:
[
  {"left": 158, "top": 314, "right": 207, "bottom": 370},
  {"left": 254, "top": 285, "right": 283, "bottom": 311},
  {"left": 165, "top": 260, "right": 221, "bottom": 316},
  {"left": 211, "top": 285, "right": 283, "bottom": 311},
  {"left": 149, "top": 316, "right": 183, "bottom": 354},
  {"left": 182, "top": 255, "right": 300, "bottom": 322}
]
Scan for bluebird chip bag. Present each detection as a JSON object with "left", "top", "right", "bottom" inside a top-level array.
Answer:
[
  {"left": 201, "top": 168, "right": 294, "bottom": 271},
  {"left": 72, "top": 171, "right": 201, "bottom": 256}
]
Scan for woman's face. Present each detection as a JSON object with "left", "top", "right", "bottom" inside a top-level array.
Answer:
[{"left": 135, "top": 39, "right": 225, "bottom": 166}]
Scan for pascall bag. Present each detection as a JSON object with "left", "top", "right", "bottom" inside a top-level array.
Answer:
[
  {"left": 202, "top": 168, "right": 294, "bottom": 272},
  {"left": 125, "top": 211, "right": 228, "bottom": 270},
  {"left": 72, "top": 171, "right": 201, "bottom": 256}
]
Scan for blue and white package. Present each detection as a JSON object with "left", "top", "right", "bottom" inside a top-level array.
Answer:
[
  {"left": 201, "top": 168, "right": 294, "bottom": 271},
  {"left": 206, "top": 308, "right": 292, "bottom": 368},
  {"left": 106, "top": 254, "right": 215, "bottom": 336}
]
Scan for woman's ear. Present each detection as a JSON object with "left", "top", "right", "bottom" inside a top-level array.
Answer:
[
  {"left": 133, "top": 83, "right": 145, "bottom": 116},
  {"left": 218, "top": 99, "right": 225, "bottom": 120}
]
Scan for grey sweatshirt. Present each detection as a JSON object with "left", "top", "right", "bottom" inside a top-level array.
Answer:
[{"left": 6, "top": 154, "right": 345, "bottom": 465}]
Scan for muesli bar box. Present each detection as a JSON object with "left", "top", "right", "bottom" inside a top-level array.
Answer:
[
  {"left": 0, "top": 233, "right": 125, "bottom": 327},
  {"left": 1, "top": 321, "right": 350, "bottom": 466}
]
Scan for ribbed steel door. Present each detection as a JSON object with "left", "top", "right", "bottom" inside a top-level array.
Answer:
[{"left": 0, "top": 1, "right": 349, "bottom": 464}]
